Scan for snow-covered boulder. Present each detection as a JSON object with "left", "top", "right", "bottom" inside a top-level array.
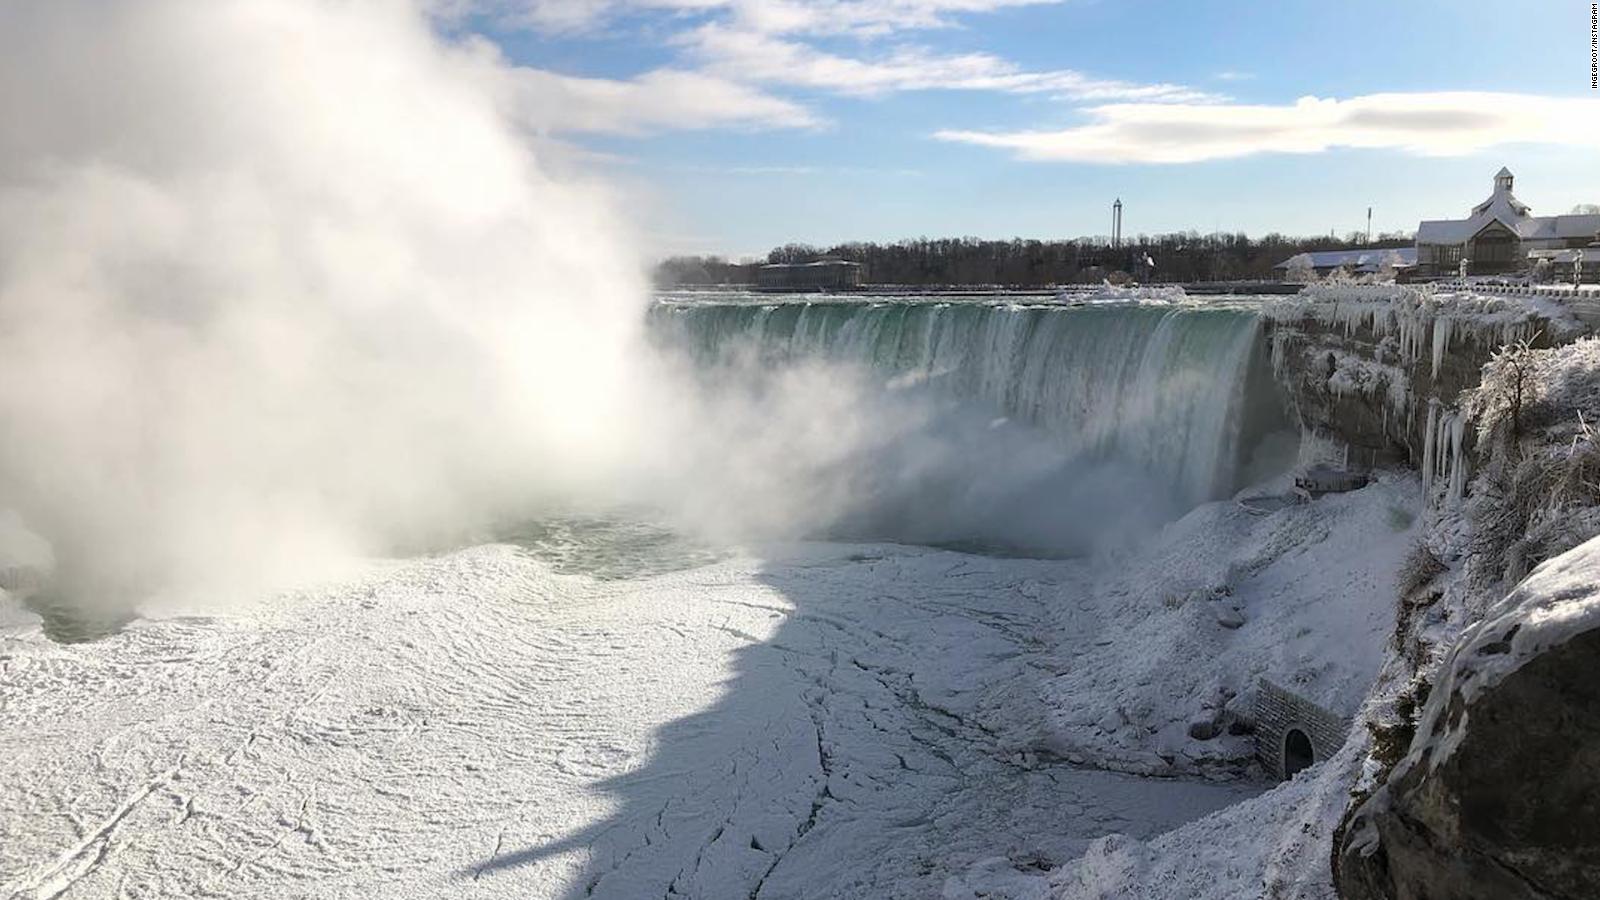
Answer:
[{"left": 1336, "top": 534, "right": 1600, "bottom": 900}]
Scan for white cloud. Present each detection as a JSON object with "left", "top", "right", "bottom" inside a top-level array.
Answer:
[
  {"left": 435, "top": 0, "right": 1216, "bottom": 134},
  {"left": 721, "top": 0, "right": 1058, "bottom": 36},
  {"left": 933, "top": 92, "right": 1600, "bottom": 163},
  {"left": 451, "top": 0, "right": 1063, "bottom": 35},
  {"left": 686, "top": 25, "right": 1217, "bottom": 100},
  {"left": 461, "top": 0, "right": 724, "bottom": 32},
  {"left": 493, "top": 63, "right": 824, "bottom": 133}
]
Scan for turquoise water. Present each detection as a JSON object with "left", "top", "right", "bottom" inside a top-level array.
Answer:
[{"left": 650, "top": 293, "right": 1290, "bottom": 508}]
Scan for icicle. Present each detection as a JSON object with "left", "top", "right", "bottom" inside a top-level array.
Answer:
[
  {"left": 1421, "top": 402, "right": 1438, "bottom": 494},
  {"left": 1447, "top": 412, "right": 1468, "bottom": 503},
  {"left": 1431, "top": 317, "right": 1453, "bottom": 379}
]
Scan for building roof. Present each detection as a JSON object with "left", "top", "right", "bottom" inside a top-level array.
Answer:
[
  {"left": 1417, "top": 168, "right": 1600, "bottom": 246},
  {"left": 1273, "top": 247, "right": 1417, "bottom": 271},
  {"left": 759, "top": 259, "right": 862, "bottom": 269},
  {"left": 1418, "top": 211, "right": 1600, "bottom": 245}
]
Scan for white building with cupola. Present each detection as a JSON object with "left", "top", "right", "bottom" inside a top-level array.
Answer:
[{"left": 1414, "top": 168, "right": 1600, "bottom": 277}]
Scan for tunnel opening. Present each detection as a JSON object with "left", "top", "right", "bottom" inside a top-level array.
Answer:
[{"left": 1284, "top": 728, "right": 1315, "bottom": 778}]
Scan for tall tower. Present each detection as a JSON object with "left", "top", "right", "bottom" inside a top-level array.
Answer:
[{"left": 1112, "top": 198, "right": 1123, "bottom": 249}]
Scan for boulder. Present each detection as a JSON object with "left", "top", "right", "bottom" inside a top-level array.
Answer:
[{"left": 1336, "top": 537, "right": 1600, "bottom": 899}]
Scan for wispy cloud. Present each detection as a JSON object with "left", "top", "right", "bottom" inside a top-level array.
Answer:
[
  {"left": 437, "top": 0, "right": 1215, "bottom": 136},
  {"left": 720, "top": 0, "right": 1060, "bottom": 36},
  {"left": 663, "top": 162, "right": 925, "bottom": 175},
  {"left": 934, "top": 92, "right": 1600, "bottom": 163},
  {"left": 685, "top": 26, "right": 1217, "bottom": 100},
  {"left": 451, "top": 0, "right": 1064, "bottom": 35},
  {"left": 483, "top": 57, "right": 824, "bottom": 133}
]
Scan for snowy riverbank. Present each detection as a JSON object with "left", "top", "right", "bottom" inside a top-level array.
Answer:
[
  {"left": 1, "top": 470, "right": 1421, "bottom": 899},
  {"left": 2, "top": 536, "right": 1255, "bottom": 899}
]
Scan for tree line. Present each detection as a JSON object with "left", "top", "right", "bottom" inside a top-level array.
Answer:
[{"left": 654, "top": 231, "right": 1415, "bottom": 288}]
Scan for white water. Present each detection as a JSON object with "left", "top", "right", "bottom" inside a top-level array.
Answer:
[
  {"left": 0, "top": 6, "right": 1338, "bottom": 898},
  {"left": 654, "top": 298, "right": 1291, "bottom": 512}
]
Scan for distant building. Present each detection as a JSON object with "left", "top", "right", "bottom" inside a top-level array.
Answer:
[
  {"left": 756, "top": 259, "right": 864, "bottom": 291},
  {"left": 1273, "top": 248, "right": 1417, "bottom": 281},
  {"left": 1414, "top": 168, "right": 1600, "bottom": 277},
  {"left": 1526, "top": 247, "right": 1600, "bottom": 283}
]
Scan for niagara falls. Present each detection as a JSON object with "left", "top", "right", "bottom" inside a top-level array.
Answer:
[{"left": 4, "top": 2, "right": 1600, "bottom": 899}]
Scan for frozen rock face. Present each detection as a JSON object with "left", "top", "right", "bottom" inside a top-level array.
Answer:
[
  {"left": 1263, "top": 284, "right": 1579, "bottom": 470},
  {"left": 1336, "top": 537, "right": 1600, "bottom": 900}
]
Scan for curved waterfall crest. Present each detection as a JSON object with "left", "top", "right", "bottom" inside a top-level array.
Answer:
[{"left": 652, "top": 299, "right": 1287, "bottom": 510}]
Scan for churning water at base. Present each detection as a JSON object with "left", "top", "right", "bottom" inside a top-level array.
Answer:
[{"left": 652, "top": 296, "right": 1294, "bottom": 517}]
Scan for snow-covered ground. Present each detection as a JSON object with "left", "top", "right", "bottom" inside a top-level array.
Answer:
[
  {"left": 1, "top": 533, "right": 1259, "bottom": 899},
  {"left": 1, "top": 467, "right": 1422, "bottom": 899},
  {"left": 943, "top": 473, "right": 1421, "bottom": 899},
  {"left": 1030, "top": 472, "right": 1420, "bottom": 779}
]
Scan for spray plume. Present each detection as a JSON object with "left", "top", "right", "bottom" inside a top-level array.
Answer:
[{"left": 0, "top": 0, "right": 648, "bottom": 604}]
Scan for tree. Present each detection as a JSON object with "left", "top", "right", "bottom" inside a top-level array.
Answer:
[
  {"left": 1283, "top": 254, "right": 1318, "bottom": 284},
  {"left": 652, "top": 230, "right": 1414, "bottom": 287}
]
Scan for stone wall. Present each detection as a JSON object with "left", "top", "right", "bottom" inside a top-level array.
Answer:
[{"left": 1254, "top": 678, "right": 1349, "bottom": 781}]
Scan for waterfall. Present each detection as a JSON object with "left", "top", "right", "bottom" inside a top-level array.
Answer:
[{"left": 651, "top": 298, "right": 1289, "bottom": 510}]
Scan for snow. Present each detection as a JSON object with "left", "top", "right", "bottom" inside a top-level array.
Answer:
[
  {"left": 931, "top": 474, "right": 1424, "bottom": 898},
  {"left": 1322, "top": 349, "right": 1409, "bottom": 412},
  {"left": 0, "top": 471, "right": 1425, "bottom": 898},
  {"left": 1267, "top": 282, "right": 1584, "bottom": 489},
  {"left": 1052, "top": 284, "right": 1192, "bottom": 305},
  {"left": 1030, "top": 473, "right": 1419, "bottom": 779},
  {"left": 1266, "top": 283, "right": 1581, "bottom": 368},
  {"left": 1446, "top": 530, "right": 1600, "bottom": 699},
  {"left": 0, "top": 538, "right": 1258, "bottom": 899},
  {"left": 1415, "top": 173, "right": 1600, "bottom": 246},
  {"left": 944, "top": 736, "right": 1367, "bottom": 900},
  {"left": 1361, "top": 532, "right": 1600, "bottom": 822},
  {"left": 1477, "top": 335, "right": 1600, "bottom": 430},
  {"left": 1273, "top": 248, "right": 1417, "bottom": 273},
  {"left": 0, "top": 466, "right": 1432, "bottom": 898}
]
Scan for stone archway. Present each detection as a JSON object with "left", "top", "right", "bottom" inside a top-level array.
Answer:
[
  {"left": 1284, "top": 727, "right": 1315, "bottom": 777},
  {"left": 1255, "top": 679, "right": 1349, "bottom": 780}
]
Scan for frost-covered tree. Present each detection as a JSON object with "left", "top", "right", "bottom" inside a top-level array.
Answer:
[
  {"left": 1283, "top": 253, "right": 1317, "bottom": 284},
  {"left": 1465, "top": 338, "right": 1600, "bottom": 588}
]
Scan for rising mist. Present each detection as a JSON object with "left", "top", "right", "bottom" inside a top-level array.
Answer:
[{"left": 0, "top": 0, "right": 1274, "bottom": 617}]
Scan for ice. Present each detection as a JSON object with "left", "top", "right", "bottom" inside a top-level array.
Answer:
[
  {"left": 1032, "top": 472, "right": 1420, "bottom": 777},
  {"left": 1409, "top": 533, "right": 1600, "bottom": 768},
  {"left": 0, "top": 540, "right": 1256, "bottom": 898}
]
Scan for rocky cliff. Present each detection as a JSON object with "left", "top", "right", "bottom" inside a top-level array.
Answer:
[
  {"left": 1335, "top": 536, "right": 1600, "bottom": 900},
  {"left": 1263, "top": 284, "right": 1581, "bottom": 487},
  {"left": 1286, "top": 310, "right": 1600, "bottom": 900}
]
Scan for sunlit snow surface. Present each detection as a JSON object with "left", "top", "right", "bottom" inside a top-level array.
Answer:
[{"left": 0, "top": 535, "right": 1256, "bottom": 899}]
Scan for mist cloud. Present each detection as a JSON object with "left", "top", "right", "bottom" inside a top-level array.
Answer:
[
  {"left": 0, "top": 0, "right": 650, "bottom": 602},
  {"left": 0, "top": 0, "right": 1211, "bottom": 616}
]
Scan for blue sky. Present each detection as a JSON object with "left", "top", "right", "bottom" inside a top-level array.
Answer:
[{"left": 458, "top": 0, "right": 1600, "bottom": 258}]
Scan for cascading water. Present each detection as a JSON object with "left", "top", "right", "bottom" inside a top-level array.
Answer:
[{"left": 651, "top": 297, "right": 1295, "bottom": 517}]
